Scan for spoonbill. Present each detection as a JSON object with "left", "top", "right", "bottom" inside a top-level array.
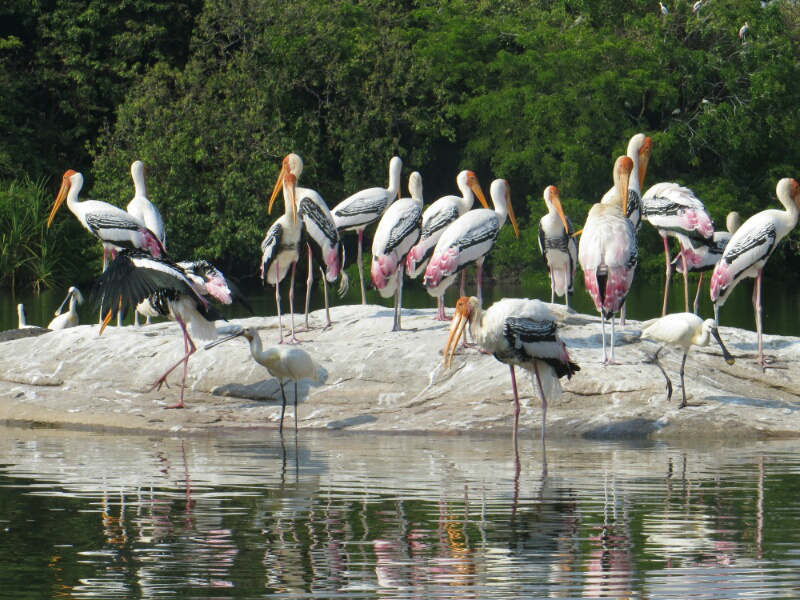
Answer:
[
  {"left": 538, "top": 185, "right": 577, "bottom": 308},
  {"left": 641, "top": 312, "right": 735, "bottom": 408},
  {"left": 206, "top": 327, "right": 325, "bottom": 433},
  {"left": 371, "top": 171, "right": 424, "bottom": 331},
  {"left": 710, "top": 178, "right": 800, "bottom": 369},
  {"left": 332, "top": 155, "right": 403, "bottom": 304},
  {"left": 48, "top": 286, "right": 84, "bottom": 329}
]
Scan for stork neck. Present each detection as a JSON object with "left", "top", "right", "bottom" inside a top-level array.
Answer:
[
  {"left": 386, "top": 158, "right": 402, "bottom": 199},
  {"left": 456, "top": 175, "right": 474, "bottom": 211}
]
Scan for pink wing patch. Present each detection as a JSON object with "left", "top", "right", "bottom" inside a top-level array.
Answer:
[
  {"left": 324, "top": 248, "right": 340, "bottom": 281},
  {"left": 709, "top": 260, "right": 733, "bottom": 301},
  {"left": 205, "top": 275, "right": 233, "bottom": 304},
  {"left": 424, "top": 247, "right": 458, "bottom": 289},
  {"left": 679, "top": 209, "right": 714, "bottom": 240},
  {"left": 405, "top": 245, "right": 423, "bottom": 272},
  {"left": 584, "top": 267, "right": 632, "bottom": 315},
  {"left": 371, "top": 255, "right": 398, "bottom": 290}
]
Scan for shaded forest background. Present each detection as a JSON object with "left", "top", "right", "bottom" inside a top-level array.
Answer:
[{"left": 2, "top": 0, "right": 800, "bottom": 294}]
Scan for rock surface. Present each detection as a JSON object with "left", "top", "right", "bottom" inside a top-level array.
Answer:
[{"left": 0, "top": 304, "right": 798, "bottom": 439}]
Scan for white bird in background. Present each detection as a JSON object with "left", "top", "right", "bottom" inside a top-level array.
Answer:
[
  {"left": 692, "top": 0, "right": 702, "bottom": 14},
  {"left": 371, "top": 171, "right": 424, "bottom": 331},
  {"left": 206, "top": 326, "right": 326, "bottom": 433},
  {"left": 579, "top": 156, "right": 637, "bottom": 364},
  {"left": 659, "top": 2, "right": 669, "bottom": 16},
  {"left": 642, "top": 182, "right": 714, "bottom": 315},
  {"left": 710, "top": 178, "right": 800, "bottom": 370},
  {"left": 48, "top": 170, "right": 166, "bottom": 267},
  {"left": 538, "top": 185, "right": 577, "bottom": 308},
  {"left": 17, "top": 304, "right": 33, "bottom": 328},
  {"left": 443, "top": 296, "right": 579, "bottom": 471},
  {"left": 406, "top": 169, "right": 488, "bottom": 319},
  {"left": 277, "top": 154, "right": 349, "bottom": 330},
  {"left": 332, "top": 155, "right": 403, "bottom": 304},
  {"left": 739, "top": 21, "right": 749, "bottom": 41},
  {"left": 47, "top": 286, "right": 84, "bottom": 329},
  {"left": 671, "top": 211, "right": 742, "bottom": 314},
  {"left": 641, "top": 313, "right": 735, "bottom": 408},
  {"left": 127, "top": 160, "right": 167, "bottom": 326},
  {"left": 424, "top": 178, "right": 519, "bottom": 306},
  {"left": 262, "top": 161, "right": 303, "bottom": 343}
]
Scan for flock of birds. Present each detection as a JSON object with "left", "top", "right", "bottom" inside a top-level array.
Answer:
[{"left": 20, "top": 132, "right": 800, "bottom": 441}]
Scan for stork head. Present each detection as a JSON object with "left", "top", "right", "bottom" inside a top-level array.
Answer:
[
  {"left": 500, "top": 179, "right": 519, "bottom": 238},
  {"left": 544, "top": 185, "right": 570, "bottom": 235},
  {"left": 613, "top": 156, "right": 634, "bottom": 216},
  {"left": 48, "top": 169, "right": 81, "bottom": 228},
  {"left": 442, "top": 296, "right": 480, "bottom": 369},
  {"left": 465, "top": 171, "right": 489, "bottom": 209},
  {"left": 269, "top": 154, "right": 299, "bottom": 223},
  {"left": 778, "top": 177, "right": 800, "bottom": 212},
  {"left": 637, "top": 136, "right": 652, "bottom": 190}
]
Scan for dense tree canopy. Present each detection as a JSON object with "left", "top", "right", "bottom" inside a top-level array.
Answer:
[{"left": 2, "top": 0, "right": 799, "bottom": 290}]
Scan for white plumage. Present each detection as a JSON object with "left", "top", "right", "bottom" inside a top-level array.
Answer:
[
  {"left": 600, "top": 133, "right": 651, "bottom": 231},
  {"left": 538, "top": 185, "right": 577, "bottom": 307},
  {"left": 126, "top": 160, "right": 166, "bottom": 246},
  {"left": 48, "top": 286, "right": 83, "bottom": 330}
]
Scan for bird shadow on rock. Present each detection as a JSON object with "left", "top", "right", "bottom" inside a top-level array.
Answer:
[
  {"left": 565, "top": 330, "right": 642, "bottom": 349},
  {"left": 707, "top": 395, "right": 799, "bottom": 412},
  {"left": 212, "top": 379, "right": 315, "bottom": 405}
]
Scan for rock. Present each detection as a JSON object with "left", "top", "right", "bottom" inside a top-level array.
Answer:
[{"left": 0, "top": 304, "right": 798, "bottom": 438}]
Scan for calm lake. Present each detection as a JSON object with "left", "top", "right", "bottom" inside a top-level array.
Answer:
[
  {"left": 2, "top": 265, "right": 798, "bottom": 338},
  {"left": 1, "top": 425, "right": 799, "bottom": 599}
]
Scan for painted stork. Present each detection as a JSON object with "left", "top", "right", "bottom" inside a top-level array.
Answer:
[
  {"left": 600, "top": 133, "right": 652, "bottom": 231},
  {"left": 48, "top": 170, "right": 166, "bottom": 264},
  {"left": 442, "top": 296, "right": 579, "bottom": 472},
  {"left": 739, "top": 21, "right": 749, "bottom": 42},
  {"left": 710, "top": 178, "right": 800, "bottom": 369},
  {"left": 642, "top": 182, "right": 714, "bottom": 315},
  {"left": 332, "top": 155, "right": 403, "bottom": 304},
  {"left": 406, "top": 169, "right": 488, "bottom": 319},
  {"left": 371, "top": 171, "right": 424, "bottom": 331},
  {"left": 659, "top": 2, "right": 669, "bottom": 16},
  {"left": 424, "top": 178, "right": 519, "bottom": 305},
  {"left": 273, "top": 154, "right": 349, "bottom": 330},
  {"left": 578, "top": 156, "right": 637, "bottom": 364},
  {"left": 262, "top": 159, "right": 303, "bottom": 343},
  {"left": 538, "top": 185, "right": 577, "bottom": 308},
  {"left": 641, "top": 313, "right": 735, "bottom": 408},
  {"left": 671, "top": 211, "right": 742, "bottom": 314},
  {"left": 48, "top": 286, "right": 84, "bottom": 329},
  {"left": 206, "top": 326, "right": 325, "bottom": 433},
  {"left": 93, "top": 250, "right": 232, "bottom": 409}
]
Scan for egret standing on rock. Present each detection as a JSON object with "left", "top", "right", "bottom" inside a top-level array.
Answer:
[
  {"left": 442, "top": 296, "right": 579, "bottom": 471},
  {"left": 579, "top": 156, "right": 637, "bottom": 364},
  {"left": 641, "top": 313, "right": 735, "bottom": 408},
  {"left": 332, "top": 156, "right": 403, "bottom": 304},
  {"left": 206, "top": 327, "right": 325, "bottom": 433},
  {"left": 424, "top": 178, "right": 519, "bottom": 306},
  {"left": 710, "top": 178, "right": 800, "bottom": 369},
  {"left": 48, "top": 286, "right": 84, "bottom": 329},
  {"left": 371, "top": 171, "right": 424, "bottom": 331},
  {"left": 406, "top": 169, "right": 488, "bottom": 319},
  {"left": 538, "top": 185, "right": 577, "bottom": 308}
]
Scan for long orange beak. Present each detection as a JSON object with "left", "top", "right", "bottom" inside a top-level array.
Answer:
[
  {"left": 638, "top": 136, "right": 652, "bottom": 191},
  {"left": 549, "top": 186, "right": 570, "bottom": 235},
  {"left": 268, "top": 162, "right": 287, "bottom": 215},
  {"left": 48, "top": 171, "right": 74, "bottom": 228},
  {"left": 443, "top": 303, "right": 470, "bottom": 368},
  {"left": 285, "top": 172, "right": 298, "bottom": 224},
  {"left": 614, "top": 156, "right": 633, "bottom": 217},
  {"left": 468, "top": 174, "right": 489, "bottom": 209},
  {"left": 504, "top": 183, "right": 519, "bottom": 238}
]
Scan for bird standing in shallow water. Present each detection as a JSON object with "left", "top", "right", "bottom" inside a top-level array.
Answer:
[
  {"left": 206, "top": 327, "right": 325, "bottom": 433},
  {"left": 641, "top": 312, "right": 735, "bottom": 408}
]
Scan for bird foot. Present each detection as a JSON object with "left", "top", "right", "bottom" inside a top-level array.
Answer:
[
  {"left": 164, "top": 401, "right": 186, "bottom": 410},
  {"left": 433, "top": 314, "right": 452, "bottom": 322},
  {"left": 149, "top": 377, "right": 170, "bottom": 392}
]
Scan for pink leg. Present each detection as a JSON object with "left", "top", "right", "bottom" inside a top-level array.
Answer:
[
  {"left": 275, "top": 261, "right": 284, "bottom": 343},
  {"left": 435, "top": 295, "right": 449, "bottom": 321},
  {"left": 357, "top": 229, "right": 366, "bottom": 305},
  {"left": 681, "top": 252, "right": 690, "bottom": 312},
  {"left": 754, "top": 269, "right": 765, "bottom": 370},
  {"left": 693, "top": 272, "right": 704, "bottom": 315},
  {"left": 288, "top": 261, "right": 300, "bottom": 343},
  {"left": 661, "top": 235, "right": 672, "bottom": 316},
  {"left": 304, "top": 244, "right": 313, "bottom": 330},
  {"left": 149, "top": 316, "right": 196, "bottom": 409}
]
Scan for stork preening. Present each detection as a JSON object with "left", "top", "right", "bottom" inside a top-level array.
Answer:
[
  {"left": 48, "top": 286, "right": 84, "bottom": 330},
  {"left": 206, "top": 327, "right": 325, "bottom": 433},
  {"left": 406, "top": 169, "right": 488, "bottom": 319},
  {"left": 579, "top": 156, "right": 637, "bottom": 364},
  {"left": 538, "top": 185, "right": 577, "bottom": 308},
  {"left": 443, "top": 296, "right": 579, "bottom": 473},
  {"left": 332, "top": 155, "right": 403, "bottom": 304},
  {"left": 710, "top": 178, "right": 800, "bottom": 369},
  {"left": 642, "top": 182, "right": 714, "bottom": 315},
  {"left": 641, "top": 313, "right": 735, "bottom": 408},
  {"left": 262, "top": 159, "right": 303, "bottom": 343},
  {"left": 671, "top": 211, "right": 742, "bottom": 314},
  {"left": 424, "top": 178, "right": 519, "bottom": 306},
  {"left": 600, "top": 133, "right": 651, "bottom": 231},
  {"left": 92, "top": 250, "right": 231, "bottom": 409},
  {"left": 371, "top": 171, "right": 424, "bottom": 331}
]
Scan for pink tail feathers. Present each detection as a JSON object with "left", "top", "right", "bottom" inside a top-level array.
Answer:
[
  {"left": 681, "top": 209, "right": 714, "bottom": 240},
  {"left": 405, "top": 245, "right": 426, "bottom": 278},
  {"left": 371, "top": 254, "right": 398, "bottom": 290},
  {"left": 424, "top": 247, "right": 458, "bottom": 289},
  {"left": 324, "top": 247, "right": 340, "bottom": 282},
  {"left": 584, "top": 266, "right": 632, "bottom": 316},
  {"left": 710, "top": 260, "right": 733, "bottom": 302}
]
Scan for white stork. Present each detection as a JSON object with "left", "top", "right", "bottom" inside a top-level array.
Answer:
[
  {"left": 93, "top": 250, "right": 233, "bottom": 409},
  {"left": 600, "top": 133, "right": 652, "bottom": 231},
  {"left": 406, "top": 169, "right": 488, "bottom": 319},
  {"left": 48, "top": 170, "right": 166, "bottom": 263},
  {"left": 443, "top": 296, "right": 579, "bottom": 471},
  {"left": 642, "top": 182, "right": 714, "bottom": 315},
  {"left": 332, "top": 155, "right": 403, "bottom": 304},
  {"left": 710, "top": 178, "right": 800, "bottom": 369},
  {"left": 538, "top": 185, "right": 577, "bottom": 308},
  {"left": 262, "top": 160, "right": 303, "bottom": 343},
  {"left": 641, "top": 312, "right": 735, "bottom": 408},
  {"left": 371, "top": 171, "right": 424, "bottom": 331},
  {"left": 423, "top": 178, "right": 519, "bottom": 305},
  {"left": 48, "top": 286, "right": 84, "bottom": 329},
  {"left": 578, "top": 155, "right": 637, "bottom": 364},
  {"left": 671, "top": 211, "right": 742, "bottom": 314},
  {"left": 206, "top": 326, "right": 326, "bottom": 433}
]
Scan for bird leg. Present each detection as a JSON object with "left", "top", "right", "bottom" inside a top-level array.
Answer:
[
  {"left": 550, "top": 272, "right": 555, "bottom": 304},
  {"left": 435, "top": 295, "right": 449, "bottom": 321},
  {"left": 619, "top": 301, "right": 627, "bottom": 327},
  {"left": 509, "top": 365, "right": 520, "bottom": 461},
  {"left": 661, "top": 235, "right": 672, "bottom": 316},
  {"left": 476, "top": 260, "right": 484, "bottom": 304},
  {"left": 681, "top": 251, "right": 690, "bottom": 312},
  {"left": 274, "top": 261, "right": 284, "bottom": 344},
  {"left": 150, "top": 316, "right": 196, "bottom": 409},
  {"left": 288, "top": 260, "right": 300, "bottom": 343},
  {"left": 678, "top": 350, "right": 689, "bottom": 409},
  {"left": 392, "top": 267, "right": 404, "bottom": 332},
  {"left": 304, "top": 244, "right": 313, "bottom": 330},
  {"left": 532, "top": 361, "right": 548, "bottom": 478},
  {"left": 753, "top": 269, "right": 765, "bottom": 371},
  {"left": 357, "top": 229, "right": 366, "bottom": 305},
  {"left": 459, "top": 270, "right": 466, "bottom": 297},
  {"left": 713, "top": 302, "right": 720, "bottom": 328},
  {"left": 320, "top": 266, "right": 332, "bottom": 329},
  {"left": 293, "top": 380, "right": 299, "bottom": 433},
  {"left": 646, "top": 347, "right": 673, "bottom": 402},
  {"left": 278, "top": 380, "right": 288, "bottom": 435},
  {"left": 601, "top": 313, "right": 608, "bottom": 365},
  {"left": 610, "top": 314, "right": 618, "bottom": 364},
  {"left": 693, "top": 272, "right": 704, "bottom": 315}
]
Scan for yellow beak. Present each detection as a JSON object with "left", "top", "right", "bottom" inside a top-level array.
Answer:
[
  {"left": 443, "top": 308, "right": 469, "bottom": 368},
  {"left": 48, "top": 174, "right": 71, "bottom": 228}
]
